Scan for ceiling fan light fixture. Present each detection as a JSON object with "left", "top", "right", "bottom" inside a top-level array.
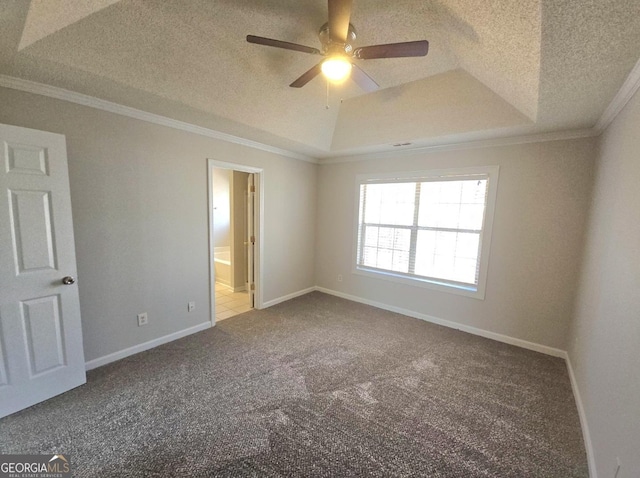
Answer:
[
  {"left": 321, "top": 56, "right": 352, "bottom": 82},
  {"left": 247, "top": 0, "right": 429, "bottom": 91}
]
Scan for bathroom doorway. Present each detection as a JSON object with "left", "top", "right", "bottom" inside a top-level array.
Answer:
[{"left": 207, "top": 160, "right": 262, "bottom": 323}]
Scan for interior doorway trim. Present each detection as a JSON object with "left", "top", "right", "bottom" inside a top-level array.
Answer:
[{"left": 207, "top": 159, "right": 264, "bottom": 326}]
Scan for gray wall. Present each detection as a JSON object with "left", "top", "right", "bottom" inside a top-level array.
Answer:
[
  {"left": 316, "top": 139, "right": 596, "bottom": 350},
  {"left": 0, "top": 87, "right": 317, "bottom": 362},
  {"left": 569, "top": 88, "right": 640, "bottom": 476}
]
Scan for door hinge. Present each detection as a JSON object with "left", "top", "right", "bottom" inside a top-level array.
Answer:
[
  {"left": 250, "top": 185, "right": 256, "bottom": 193},
  {"left": 250, "top": 283, "right": 255, "bottom": 291},
  {"left": 250, "top": 235, "right": 255, "bottom": 244}
]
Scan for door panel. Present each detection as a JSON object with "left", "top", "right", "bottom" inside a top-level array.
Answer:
[
  {"left": 247, "top": 174, "right": 255, "bottom": 308},
  {"left": 21, "top": 295, "right": 66, "bottom": 376},
  {"left": 5, "top": 142, "right": 49, "bottom": 175},
  {"left": 0, "top": 123, "right": 86, "bottom": 418},
  {"left": 0, "top": 337, "right": 8, "bottom": 387},
  {"left": 9, "top": 189, "right": 57, "bottom": 272}
]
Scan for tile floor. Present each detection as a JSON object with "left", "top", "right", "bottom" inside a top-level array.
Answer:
[{"left": 215, "top": 282, "right": 252, "bottom": 321}]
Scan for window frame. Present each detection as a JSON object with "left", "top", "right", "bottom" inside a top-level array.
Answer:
[{"left": 352, "top": 166, "right": 500, "bottom": 299}]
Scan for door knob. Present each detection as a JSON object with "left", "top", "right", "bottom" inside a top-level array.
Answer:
[{"left": 62, "top": 276, "right": 76, "bottom": 285}]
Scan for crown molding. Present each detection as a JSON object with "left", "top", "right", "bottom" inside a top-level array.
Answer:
[
  {"left": 320, "top": 128, "right": 598, "bottom": 164},
  {"left": 4, "top": 55, "right": 639, "bottom": 167},
  {"left": 321, "top": 55, "right": 640, "bottom": 164},
  {"left": 0, "top": 74, "right": 317, "bottom": 164},
  {"left": 595, "top": 56, "right": 640, "bottom": 133}
]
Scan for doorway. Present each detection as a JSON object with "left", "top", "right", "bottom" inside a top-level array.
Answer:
[{"left": 207, "top": 160, "right": 262, "bottom": 324}]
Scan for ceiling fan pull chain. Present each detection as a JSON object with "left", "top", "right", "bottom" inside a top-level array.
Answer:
[{"left": 326, "top": 79, "right": 330, "bottom": 109}]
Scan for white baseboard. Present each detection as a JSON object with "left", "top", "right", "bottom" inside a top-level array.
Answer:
[
  {"left": 85, "top": 321, "right": 212, "bottom": 371},
  {"left": 261, "top": 286, "right": 316, "bottom": 308},
  {"left": 565, "top": 354, "right": 597, "bottom": 478},
  {"left": 216, "top": 278, "right": 231, "bottom": 288},
  {"left": 315, "top": 287, "right": 567, "bottom": 358}
]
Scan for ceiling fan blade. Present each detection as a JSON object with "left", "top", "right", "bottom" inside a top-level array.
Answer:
[
  {"left": 247, "top": 35, "right": 321, "bottom": 55},
  {"left": 354, "top": 40, "right": 429, "bottom": 59},
  {"left": 351, "top": 64, "right": 379, "bottom": 93},
  {"left": 328, "top": 0, "right": 353, "bottom": 43},
  {"left": 290, "top": 62, "right": 323, "bottom": 88}
]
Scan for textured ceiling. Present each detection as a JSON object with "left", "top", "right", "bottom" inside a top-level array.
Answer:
[
  {"left": 1, "top": 0, "right": 639, "bottom": 158},
  {"left": 18, "top": 0, "right": 121, "bottom": 50}
]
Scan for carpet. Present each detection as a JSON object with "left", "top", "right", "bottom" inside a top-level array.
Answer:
[{"left": 0, "top": 292, "right": 587, "bottom": 477}]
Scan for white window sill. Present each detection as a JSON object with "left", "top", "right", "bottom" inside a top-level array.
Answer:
[{"left": 353, "top": 266, "right": 486, "bottom": 300}]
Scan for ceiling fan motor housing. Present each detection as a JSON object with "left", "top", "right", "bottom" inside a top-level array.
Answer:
[
  {"left": 319, "top": 22, "right": 357, "bottom": 55},
  {"left": 246, "top": 0, "right": 428, "bottom": 91}
]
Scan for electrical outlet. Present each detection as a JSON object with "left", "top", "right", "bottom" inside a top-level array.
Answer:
[
  {"left": 188, "top": 301, "right": 195, "bottom": 312},
  {"left": 337, "top": 274, "right": 343, "bottom": 282},
  {"left": 137, "top": 312, "right": 148, "bottom": 327}
]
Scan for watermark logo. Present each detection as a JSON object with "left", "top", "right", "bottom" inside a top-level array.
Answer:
[{"left": 0, "top": 454, "right": 71, "bottom": 478}]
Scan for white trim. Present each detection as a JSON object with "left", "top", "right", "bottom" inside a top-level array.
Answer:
[
  {"left": 207, "top": 160, "right": 215, "bottom": 325},
  {"left": 565, "top": 354, "right": 598, "bottom": 478},
  {"left": 595, "top": 56, "right": 640, "bottom": 133},
  {"left": 352, "top": 268, "right": 481, "bottom": 298},
  {"left": 0, "top": 74, "right": 600, "bottom": 166},
  {"left": 262, "top": 287, "right": 316, "bottom": 308},
  {"left": 8, "top": 70, "right": 639, "bottom": 166},
  {"left": 207, "top": 160, "right": 265, "bottom": 313},
  {"left": 85, "top": 322, "right": 211, "bottom": 371},
  {"left": 322, "top": 54, "right": 640, "bottom": 165},
  {"left": 6, "top": 58, "right": 639, "bottom": 166},
  {"left": 315, "top": 287, "right": 567, "bottom": 358},
  {"left": 320, "top": 129, "right": 598, "bottom": 164},
  {"left": 0, "top": 74, "right": 315, "bottom": 163}
]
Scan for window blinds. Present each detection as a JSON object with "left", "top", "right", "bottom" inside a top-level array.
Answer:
[{"left": 357, "top": 175, "right": 489, "bottom": 286}]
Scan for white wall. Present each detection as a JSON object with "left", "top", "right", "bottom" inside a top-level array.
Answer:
[
  {"left": 316, "top": 139, "right": 595, "bottom": 350},
  {"left": 568, "top": 87, "right": 640, "bottom": 477},
  {"left": 211, "top": 167, "right": 231, "bottom": 248},
  {"left": 0, "top": 87, "right": 317, "bottom": 362}
]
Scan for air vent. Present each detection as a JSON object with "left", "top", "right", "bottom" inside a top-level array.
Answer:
[{"left": 392, "top": 142, "right": 412, "bottom": 147}]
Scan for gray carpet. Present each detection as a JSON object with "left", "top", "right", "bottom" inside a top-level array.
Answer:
[{"left": 0, "top": 292, "right": 587, "bottom": 477}]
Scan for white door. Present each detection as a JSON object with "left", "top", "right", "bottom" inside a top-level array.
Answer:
[
  {"left": 0, "top": 123, "right": 86, "bottom": 418},
  {"left": 247, "top": 174, "right": 255, "bottom": 308}
]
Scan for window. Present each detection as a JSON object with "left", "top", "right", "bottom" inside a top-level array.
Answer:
[{"left": 354, "top": 166, "right": 499, "bottom": 298}]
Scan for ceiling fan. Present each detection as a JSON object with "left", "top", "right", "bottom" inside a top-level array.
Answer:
[{"left": 246, "top": 0, "right": 429, "bottom": 92}]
